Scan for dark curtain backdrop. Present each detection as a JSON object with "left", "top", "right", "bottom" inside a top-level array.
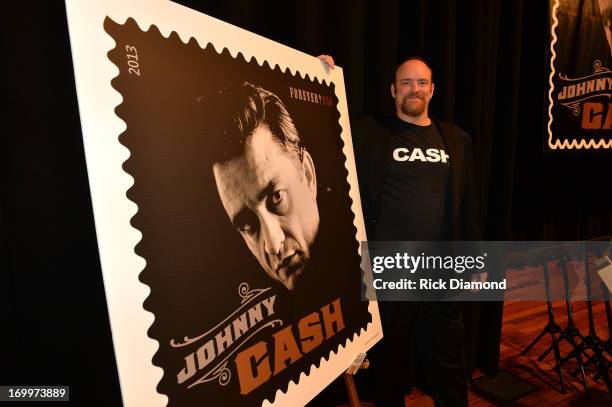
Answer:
[{"left": 2, "top": 1, "right": 610, "bottom": 406}]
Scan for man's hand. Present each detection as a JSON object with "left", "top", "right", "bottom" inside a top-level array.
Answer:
[{"left": 317, "top": 54, "right": 335, "bottom": 69}]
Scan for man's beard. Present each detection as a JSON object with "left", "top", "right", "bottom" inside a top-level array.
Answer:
[{"left": 400, "top": 94, "right": 426, "bottom": 117}]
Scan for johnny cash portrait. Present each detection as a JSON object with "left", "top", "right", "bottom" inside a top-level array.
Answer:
[
  {"left": 548, "top": 0, "right": 612, "bottom": 150},
  {"left": 103, "top": 16, "right": 371, "bottom": 407},
  {"left": 210, "top": 82, "right": 320, "bottom": 292}
]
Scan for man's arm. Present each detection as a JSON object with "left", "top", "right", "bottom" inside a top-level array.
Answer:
[
  {"left": 458, "top": 130, "right": 488, "bottom": 286},
  {"left": 460, "top": 130, "right": 482, "bottom": 241}
]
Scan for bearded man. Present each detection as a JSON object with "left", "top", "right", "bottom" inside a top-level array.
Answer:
[{"left": 320, "top": 55, "right": 481, "bottom": 407}]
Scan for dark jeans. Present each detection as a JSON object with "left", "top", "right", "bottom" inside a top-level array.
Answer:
[{"left": 368, "top": 301, "right": 468, "bottom": 407}]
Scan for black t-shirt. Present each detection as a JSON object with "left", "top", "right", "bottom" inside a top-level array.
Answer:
[{"left": 372, "top": 117, "right": 450, "bottom": 241}]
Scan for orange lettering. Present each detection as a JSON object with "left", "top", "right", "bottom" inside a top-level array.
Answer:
[
  {"left": 604, "top": 103, "right": 612, "bottom": 129},
  {"left": 235, "top": 341, "right": 271, "bottom": 395},
  {"left": 582, "top": 102, "right": 602, "bottom": 129},
  {"left": 273, "top": 326, "right": 303, "bottom": 375},
  {"left": 298, "top": 312, "right": 324, "bottom": 354},
  {"left": 320, "top": 298, "right": 345, "bottom": 339}
]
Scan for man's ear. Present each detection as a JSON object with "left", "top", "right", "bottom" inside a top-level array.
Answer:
[
  {"left": 430, "top": 82, "right": 435, "bottom": 98},
  {"left": 390, "top": 82, "right": 396, "bottom": 99},
  {"left": 302, "top": 150, "right": 317, "bottom": 200}
]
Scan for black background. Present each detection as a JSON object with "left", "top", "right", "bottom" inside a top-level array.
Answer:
[{"left": 1, "top": 1, "right": 610, "bottom": 406}]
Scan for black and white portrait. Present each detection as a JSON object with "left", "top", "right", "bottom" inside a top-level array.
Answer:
[{"left": 209, "top": 83, "right": 320, "bottom": 291}]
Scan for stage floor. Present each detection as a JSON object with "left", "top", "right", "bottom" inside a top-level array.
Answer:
[
  {"left": 407, "top": 300, "right": 611, "bottom": 406},
  {"left": 337, "top": 300, "right": 611, "bottom": 406}
]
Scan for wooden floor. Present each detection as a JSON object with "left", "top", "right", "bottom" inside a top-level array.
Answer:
[
  {"left": 342, "top": 300, "right": 611, "bottom": 406},
  {"left": 410, "top": 300, "right": 611, "bottom": 406}
]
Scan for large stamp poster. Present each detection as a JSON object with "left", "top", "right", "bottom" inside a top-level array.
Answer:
[
  {"left": 548, "top": 0, "right": 612, "bottom": 150},
  {"left": 65, "top": 1, "right": 381, "bottom": 406}
]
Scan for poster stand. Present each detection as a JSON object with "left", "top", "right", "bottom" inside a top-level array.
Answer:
[{"left": 343, "top": 354, "right": 369, "bottom": 407}]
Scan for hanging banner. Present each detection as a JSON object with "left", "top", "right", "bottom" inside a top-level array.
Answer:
[
  {"left": 64, "top": 1, "right": 381, "bottom": 406},
  {"left": 547, "top": 0, "right": 612, "bottom": 150}
]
